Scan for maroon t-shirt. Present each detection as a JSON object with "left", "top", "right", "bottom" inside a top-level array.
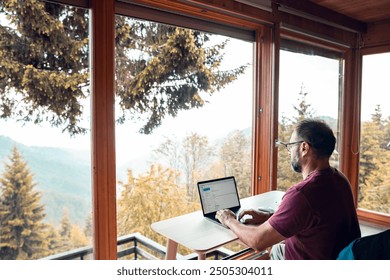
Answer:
[{"left": 268, "top": 167, "right": 361, "bottom": 260}]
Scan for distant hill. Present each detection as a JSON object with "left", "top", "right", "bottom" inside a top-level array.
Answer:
[
  {"left": 0, "top": 127, "right": 253, "bottom": 227},
  {"left": 0, "top": 135, "right": 91, "bottom": 227}
]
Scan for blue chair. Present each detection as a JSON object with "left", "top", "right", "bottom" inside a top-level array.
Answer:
[{"left": 337, "top": 229, "right": 390, "bottom": 260}]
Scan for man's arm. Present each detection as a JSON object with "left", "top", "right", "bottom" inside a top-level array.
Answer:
[{"left": 216, "top": 209, "right": 285, "bottom": 252}]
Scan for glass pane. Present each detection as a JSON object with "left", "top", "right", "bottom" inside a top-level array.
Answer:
[
  {"left": 0, "top": 1, "right": 92, "bottom": 259},
  {"left": 115, "top": 16, "right": 254, "bottom": 259},
  {"left": 359, "top": 53, "right": 390, "bottom": 214},
  {"left": 277, "top": 44, "right": 343, "bottom": 191}
]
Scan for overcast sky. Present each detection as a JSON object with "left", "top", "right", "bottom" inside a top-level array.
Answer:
[{"left": 0, "top": 38, "right": 253, "bottom": 162}]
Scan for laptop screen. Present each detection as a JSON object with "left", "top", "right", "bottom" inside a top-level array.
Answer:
[{"left": 198, "top": 176, "right": 240, "bottom": 215}]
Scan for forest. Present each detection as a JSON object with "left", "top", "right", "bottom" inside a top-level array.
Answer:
[{"left": 1, "top": 104, "right": 388, "bottom": 259}]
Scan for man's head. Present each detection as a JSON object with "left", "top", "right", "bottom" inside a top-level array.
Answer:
[{"left": 289, "top": 119, "right": 336, "bottom": 173}]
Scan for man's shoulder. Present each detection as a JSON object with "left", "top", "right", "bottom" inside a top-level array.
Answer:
[
  {"left": 331, "top": 168, "right": 350, "bottom": 181},
  {"left": 307, "top": 167, "right": 349, "bottom": 184},
  {"left": 284, "top": 181, "right": 308, "bottom": 198},
  {"left": 289, "top": 175, "right": 314, "bottom": 192},
  {"left": 288, "top": 167, "right": 351, "bottom": 197}
]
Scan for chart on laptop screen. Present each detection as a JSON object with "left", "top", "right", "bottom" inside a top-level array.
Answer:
[{"left": 199, "top": 178, "right": 239, "bottom": 214}]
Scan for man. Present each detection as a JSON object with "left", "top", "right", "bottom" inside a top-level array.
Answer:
[{"left": 216, "top": 119, "right": 361, "bottom": 259}]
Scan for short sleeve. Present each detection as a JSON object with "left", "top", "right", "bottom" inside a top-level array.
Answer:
[{"left": 268, "top": 187, "right": 313, "bottom": 238}]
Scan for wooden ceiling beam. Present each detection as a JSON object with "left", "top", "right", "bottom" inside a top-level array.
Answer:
[
  {"left": 44, "top": 0, "right": 89, "bottom": 8},
  {"left": 272, "top": 0, "right": 367, "bottom": 33},
  {"left": 277, "top": 10, "right": 358, "bottom": 48},
  {"left": 120, "top": 0, "right": 274, "bottom": 28}
]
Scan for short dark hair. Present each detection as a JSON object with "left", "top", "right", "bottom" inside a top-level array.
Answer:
[{"left": 295, "top": 119, "right": 336, "bottom": 158}]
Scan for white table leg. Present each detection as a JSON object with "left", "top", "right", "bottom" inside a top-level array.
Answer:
[
  {"left": 197, "top": 252, "right": 206, "bottom": 260},
  {"left": 165, "top": 239, "right": 178, "bottom": 260}
]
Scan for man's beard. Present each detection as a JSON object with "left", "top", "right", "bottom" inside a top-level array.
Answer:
[{"left": 291, "top": 149, "right": 302, "bottom": 173}]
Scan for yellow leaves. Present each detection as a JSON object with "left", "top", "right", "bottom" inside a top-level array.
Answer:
[
  {"left": 117, "top": 164, "right": 195, "bottom": 239},
  {"left": 69, "top": 225, "right": 89, "bottom": 248}
]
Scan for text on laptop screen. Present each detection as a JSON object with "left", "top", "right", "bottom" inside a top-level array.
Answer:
[{"left": 199, "top": 177, "right": 240, "bottom": 214}]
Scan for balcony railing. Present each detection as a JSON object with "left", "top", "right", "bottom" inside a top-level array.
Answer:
[{"left": 41, "top": 232, "right": 234, "bottom": 260}]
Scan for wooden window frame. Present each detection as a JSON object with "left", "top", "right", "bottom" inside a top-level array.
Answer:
[
  {"left": 272, "top": 28, "right": 350, "bottom": 190},
  {"left": 90, "top": 0, "right": 117, "bottom": 260},
  {"left": 113, "top": 3, "right": 274, "bottom": 197},
  {"left": 273, "top": 28, "right": 390, "bottom": 227},
  {"left": 96, "top": 0, "right": 269, "bottom": 259},
  {"left": 353, "top": 45, "right": 390, "bottom": 226}
]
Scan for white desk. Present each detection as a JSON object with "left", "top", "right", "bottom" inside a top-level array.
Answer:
[{"left": 151, "top": 190, "right": 285, "bottom": 260}]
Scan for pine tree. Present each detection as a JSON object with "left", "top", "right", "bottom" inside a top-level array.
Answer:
[
  {"left": 43, "top": 224, "right": 63, "bottom": 257},
  {"left": 0, "top": 1, "right": 89, "bottom": 135},
  {"left": 277, "top": 85, "right": 316, "bottom": 191},
  {"left": 291, "top": 84, "right": 316, "bottom": 123},
  {"left": 0, "top": 146, "right": 47, "bottom": 259},
  {"left": 277, "top": 115, "right": 301, "bottom": 191},
  {"left": 69, "top": 225, "right": 89, "bottom": 249},
  {"left": 0, "top": 1, "right": 247, "bottom": 135},
  {"left": 58, "top": 208, "right": 72, "bottom": 251}
]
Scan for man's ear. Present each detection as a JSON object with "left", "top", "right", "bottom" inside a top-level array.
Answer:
[{"left": 301, "top": 141, "right": 310, "bottom": 156}]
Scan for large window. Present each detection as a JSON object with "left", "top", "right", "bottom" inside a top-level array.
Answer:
[
  {"left": 0, "top": 1, "right": 92, "bottom": 259},
  {"left": 359, "top": 52, "right": 390, "bottom": 215},
  {"left": 4, "top": 0, "right": 388, "bottom": 262},
  {"left": 276, "top": 40, "right": 344, "bottom": 191},
  {"left": 114, "top": 15, "right": 254, "bottom": 257}
]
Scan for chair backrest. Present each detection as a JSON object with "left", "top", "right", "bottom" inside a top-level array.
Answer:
[
  {"left": 353, "top": 229, "right": 390, "bottom": 260},
  {"left": 338, "top": 229, "right": 390, "bottom": 260}
]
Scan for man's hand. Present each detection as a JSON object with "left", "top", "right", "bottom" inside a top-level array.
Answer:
[
  {"left": 237, "top": 209, "right": 270, "bottom": 225},
  {"left": 215, "top": 209, "right": 236, "bottom": 228}
]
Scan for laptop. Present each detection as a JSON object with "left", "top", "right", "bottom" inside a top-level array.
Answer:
[{"left": 197, "top": 176, "right": 241, "bottom": 226}]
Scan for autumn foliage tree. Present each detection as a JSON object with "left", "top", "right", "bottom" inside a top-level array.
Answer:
[
  {"left": 117, "top": 165, "right": 198, "bottom": 256},
  {"left": 359, "top": 105, "right": 390, "bottom": 213},
  {"left": 0, "top": 0, "right": 247, "bottom": 135}
]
